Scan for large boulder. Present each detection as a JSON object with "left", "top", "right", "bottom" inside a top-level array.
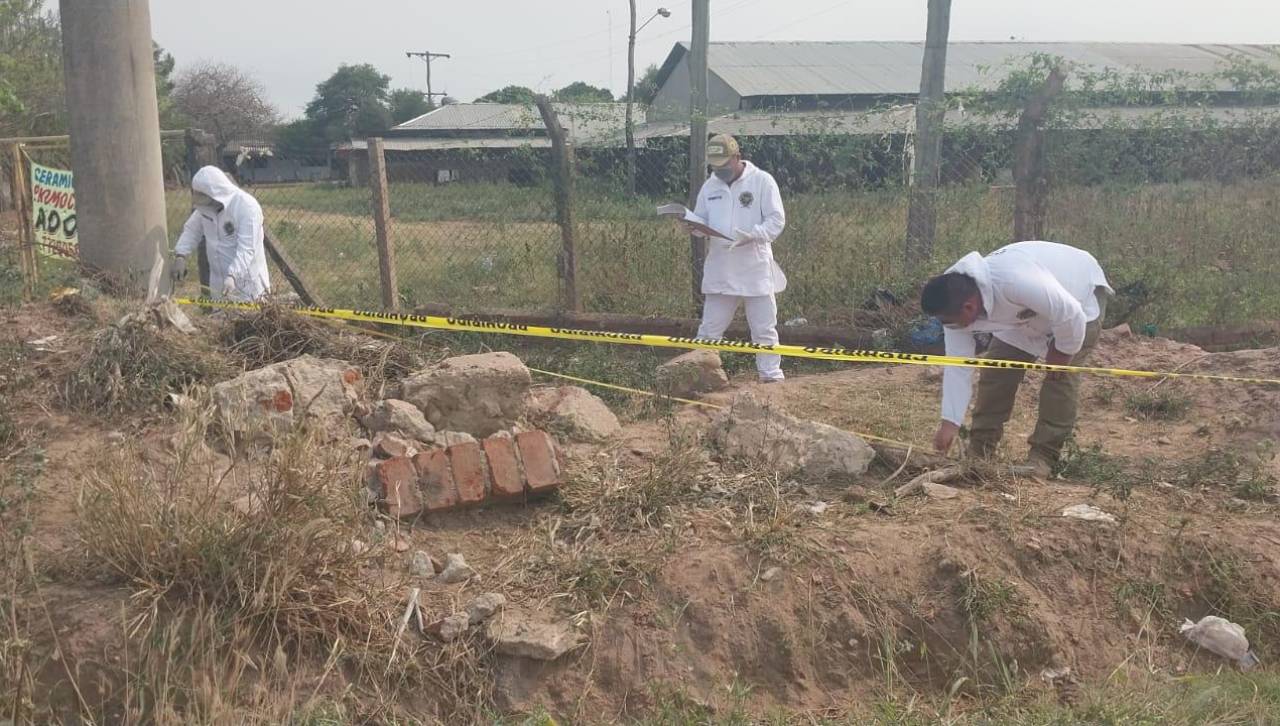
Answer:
[
  {"left": 709, "top": 391, "right": 874, "bottom": 480},
  {"left": 360, "top": 398, "right": 436, "bottom": 443},
  {"left": 524, "top": 386, "right": 621, "bottom": 443},
  {"left": 213, "top": 355, "right": 363, "bottom": 440},
  {"left": 398, "top": 352, "right": 531, "bottom": 437},
  {"left": 656, "top": 350, "right": 729, "bottom": 398}
]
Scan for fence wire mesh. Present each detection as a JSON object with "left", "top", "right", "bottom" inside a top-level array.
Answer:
[{"left": 6, "top": 56, "right": 1280, "bottom": 337}]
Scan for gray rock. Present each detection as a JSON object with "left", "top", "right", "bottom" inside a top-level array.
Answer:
[
  {"left": 923, "top": 482, "right": 961, "bottom": 500},
  {"left": 655, "top": 350, "right": 729, "bottom": 398},
  {"left": 709, "top": 391, "right": 875, "bottom": 481},
  {"left": 465, "top": 592, "right": 507, "bottom": 625},
  {"left": 439, "top": 553, "right": 476, "bottom": 584},
  {"left": 398, "top": 352, "right": 531, "bottom": 437},
  {"left": 409, "top": 550, "right": 436, "bottom": 579},
  {"left": 485, "top": 611, "right": 583, "bottom": 661},
  {"left": 432, "top": 613, "right": 470, "bottom": 642},
  {"left": 439, "top": 430, "right": 478, "bottom": 447},
  {"left": 212, "top": 355, "right": 363, "bottom": 441},
  {"left": 373, "top": 432, "right": 418, "bottom": 459},
  {"left": 524, "top": 386, "right": 621, "bottom": 443},
  {"left": 361, "top": 399, "right": 436, "bottom": 443}
]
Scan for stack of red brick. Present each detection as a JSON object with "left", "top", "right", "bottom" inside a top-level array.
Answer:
[{"left": 369, "top": 430, "right": 564, "bottom": 518}]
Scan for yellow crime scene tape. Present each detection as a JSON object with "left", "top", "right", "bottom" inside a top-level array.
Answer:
[{"left": 175, "top": 298, "right": 1280, "bottom": 387}]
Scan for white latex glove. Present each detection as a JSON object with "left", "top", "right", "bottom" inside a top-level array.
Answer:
[
  {"left": 731, "top": 227, "right": 760, "bottom": 248},
  {"left": 221, "top": 275, "right": 236, "bottom": 297},
  {"left": 170, "top": 254, "right": 188, "bottom": 282}
]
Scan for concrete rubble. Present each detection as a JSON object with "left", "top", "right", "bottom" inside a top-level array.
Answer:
[
  {"left": 485, "top": 610, "right": 583, "bottom": 661},
  {"left": 360, "top": 398, "right": 436, "bottom": 443},
  {"left": 709, "top": 391, "right": 874, "bottom": 480},
  {"left": 398, "top": 352, "right": 532, "bottom": 437},
  {"left": 212, "top": 355, "right": 363, "bottom": 440},
  {"left": 656, "top": 350, "right": 729, "bottom": 398},
  {"left": 524, "top": 385, "right": 621, "bottom": 442}
]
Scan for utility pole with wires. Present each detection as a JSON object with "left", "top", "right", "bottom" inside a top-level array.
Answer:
[{"left": 405, "top": 50, "right": 452, "bottom": 106}]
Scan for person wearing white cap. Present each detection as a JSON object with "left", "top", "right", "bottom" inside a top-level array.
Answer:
[{"left": 684, "top": 134, "right": 788, "bottom": 382}]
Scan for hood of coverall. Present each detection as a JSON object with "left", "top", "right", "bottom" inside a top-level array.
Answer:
[{"left": 191, "top": 166, "right": 241, "bottom": 208}]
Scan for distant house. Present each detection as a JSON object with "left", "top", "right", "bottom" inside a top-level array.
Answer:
[
  {"left": 647, "top": 41, "right": 1280, "bottom": 120},
  {"left": 221, "top": 139, "right": 330, "bottom": 184},
  {"left": 333, "top": 102, "right": 635, "bottom": 185}
]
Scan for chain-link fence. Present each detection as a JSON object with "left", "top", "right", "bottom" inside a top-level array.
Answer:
[{"left": 5, "top": 56, "right": 1280, "bottom": 335}]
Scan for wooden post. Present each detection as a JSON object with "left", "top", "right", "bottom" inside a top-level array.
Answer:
[
  {"left": 262, "top": 228, "right": 326, "bottom": 307},
  {"left": 367, "top": 137, "right": 399, "bottom": 311},
  {"left": 1013, "top": 66, "right": 1066, "bottom": 242},
  {"left": 535, "top": 97, "right": 580, "bottom": 312},
  {"left": 9, "top": 143, "right": 37, "bottom": 299},
  {"left": 688, "top": 0, "right": 710, "bottom": 310},
  {"left": 184, "top": 128, "right": 218, "bottom": 294},
  {"left": 904, "top": 0, "right": 952, "bottom": 266}
]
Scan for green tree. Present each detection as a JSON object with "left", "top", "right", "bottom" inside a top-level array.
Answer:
[
  {"left": 153, "top": 42, "right": 185, "bottom": 128},
  {"left": 274, "top": 118, "right": 326, "bottom": 159},
  {"left": 554, "top": 81, "right": 613, "bottom": 103},
  {"left": 634, "top": 63, "right": 662, "bottom": 103},
  {"left": 476, "top": 85, "right": 536, "bottom": 104},
  {"left": 389, "top": 88, "right": 431, "bottom": 125},
  {"left": 304, "top": 63, "right": 392, "bottom": 141},
  {"left": 0, "top": 0, "right": 64, "bottom": 136}
]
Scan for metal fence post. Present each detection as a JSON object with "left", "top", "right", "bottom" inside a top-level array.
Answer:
[
  {"left": 688, "top": 0, "right": 710, "bottom": 311},
  {"left": 184, "top": 128, "right": 217, "bottom": 294},
  {"left": 367, "top": 137, "right": 399, "bottom": 311},
  {"left": 535, "top": 98, "right": 580, "bottom": 312}
]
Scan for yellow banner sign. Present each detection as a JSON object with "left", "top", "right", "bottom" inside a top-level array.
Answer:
[{"left": 29, "top": 161, "right": 78, "bottom": 259}]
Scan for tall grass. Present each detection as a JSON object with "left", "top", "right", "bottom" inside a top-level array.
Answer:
[{"left": 168, "top": 176, "right": 1280, "bottom": 329}]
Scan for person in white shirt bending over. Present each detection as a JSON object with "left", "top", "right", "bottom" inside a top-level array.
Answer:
[
  {"left": 684, "top": 134, "right": 788, "bottom": 383},
  {"left": 921, "top": 241, "right": 1113, "bottom": 477}
]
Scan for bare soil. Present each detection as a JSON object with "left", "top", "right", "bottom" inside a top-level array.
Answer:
[{"left": 2, "top": 300, "right": 1279, "bottom": 723}]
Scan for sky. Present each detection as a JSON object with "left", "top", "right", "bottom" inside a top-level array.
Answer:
[{"left": 147, "top": 0, "right": 1280, "bottom": 119}]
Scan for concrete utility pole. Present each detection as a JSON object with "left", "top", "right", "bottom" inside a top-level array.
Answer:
[
  {"left": 687, "top": 0, "right": 710, "bottom": 308},
  {"left": 406, "top": 50, "right": 452, "bottom": 106},
  {"left": 904, "top": 0, "right": 951, "bottom": 266},
  {"left": 59, "top": 0, "right": 169, "bottom": 295}
]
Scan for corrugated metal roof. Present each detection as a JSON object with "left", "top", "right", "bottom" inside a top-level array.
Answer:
[
  {"left": 390, "top": 102, "right": 633, "bottom": 145},
  {"left": 338, "top": 137, "right": 553, "bottom": 152},
  {"left": 658, "top": 41, "right": 1280, "bottom": 97},
  {"left": 634, "top": 105, "right": 1280, "bottom": 140}
]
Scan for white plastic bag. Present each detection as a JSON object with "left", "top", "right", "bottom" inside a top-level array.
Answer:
[{"left": 1181, "top": 615, "right": 1260, "bottom": 670}]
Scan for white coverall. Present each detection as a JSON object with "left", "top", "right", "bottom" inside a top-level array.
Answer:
[
  {"left": 175, "top": 166, "right": 271, "bottom": 301},
  {"left": 940, "top": 241, "right": 1113, "bottom": 425},
  {"left": 692, "top": 161, "right": 788, "bottom": 380}
]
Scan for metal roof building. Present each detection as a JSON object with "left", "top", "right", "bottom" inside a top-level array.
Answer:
[
  {"left": 384, "top": 102, "right": 631, "bottom": 147},
  {"left": 649, "top": 41, "right": 1280, "bottom": 120}
]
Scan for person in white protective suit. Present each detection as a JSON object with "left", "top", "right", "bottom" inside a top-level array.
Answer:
[
  {"left": 684, "top": 134, "right": 788, "bottom": 382},
  {"left": 170, "top": 166, "right": 270, "bottom": 301}
]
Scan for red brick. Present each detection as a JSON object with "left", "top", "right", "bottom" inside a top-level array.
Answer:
[
  {"left": 372, "top": 456, "right": 421, "bottom": 519},
  {"left": 516, "top": 431, "right": 561, "bottom": 495},
  {"left": 483, "top": 435, "right": 524, "bottom": 500},
  {"left": 413, "top": 449, "right": 458, "bottom": 512},
  {"left": 448, "top": 442, "right": 488, "bottom": 505},
  {"left": 260, "top": 389, "right": 293, "bottom": 412}
]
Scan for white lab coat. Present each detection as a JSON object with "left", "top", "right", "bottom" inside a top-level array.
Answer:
[
  {"left": 693, "top": 161, "right": 787, "bottom": 297},
  {"left": 175, "top": 166, "right": 270, "bottom": 301},
  {"left": 940, "top": 241, "right": 1113, "bottom": 424}
]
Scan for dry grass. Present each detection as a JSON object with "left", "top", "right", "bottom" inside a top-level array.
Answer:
[
  {"left": 221, "top": 303, "right": 431, "bottom": 397},
  {"left": 68, "top": 399, "right": 492, "bottom": 723},
  {"left": 59, "top": 316, "right": 235, "bottom": 416}
]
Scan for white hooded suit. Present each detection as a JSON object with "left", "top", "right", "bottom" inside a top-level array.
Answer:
[{"left": 175, "top": 166, "right": 270, "bottom": 301}]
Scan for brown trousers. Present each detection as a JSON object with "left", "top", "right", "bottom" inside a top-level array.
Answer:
[{"left": 968, "top": 290, "right": 1108, "bottom": 463}]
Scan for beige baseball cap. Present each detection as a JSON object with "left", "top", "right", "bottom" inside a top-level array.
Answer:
[{"left": 706, "top": 134, "right": 740, "bottom": 168}]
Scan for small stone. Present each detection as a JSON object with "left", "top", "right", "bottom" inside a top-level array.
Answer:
[
  {"left": 465, "top": 593, "right": 507, "bottom": 625},
  {"left": 351, "top": 539, "right": 369, "bottom": 555},
  {"left": 439, "top": 553, "right": 476, "bottom": 584},
  {"left": 350, "top": 437, "right": 373, "bottom": 452},
  {"left": 485, "top": 611, "right": 582, "bottom": 660},
  {"left": 655, "top": 350, "right": 729, "bottom": 398},
  {"left": 923, "top": 482, "right": 961, "bottom": 500},
  {"left": 1157, "top": 436, "right": 1173, "bottom": 446},
  {"left": 429, "top": 613, "right": 470, "bottom": 642},
  {"left": 843, "top": 485, "right": 872, "bottom": 504},
  {"left": 802, "top": 501, "right": 830, "bottom": 516},
  {"left": 410, "top": 550, "right": 435, "bottom": 579},
  {"left": 360, "top": 399, "right": 436, "bottom": 442},
  {"left": 388, "top": 533, "right": 411, "bottom": 553},
  {"left": 374, "top": 432, "right": 418, "bottom": 459},
  {"left": 105, "top": 431, "right": 126, "bottom": 444},
  {"left": 761, "top": 566, "right": 782, "bottom": 583},
  {"left": 439, "top": 431, "right": 478, "bottom": 447}
]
